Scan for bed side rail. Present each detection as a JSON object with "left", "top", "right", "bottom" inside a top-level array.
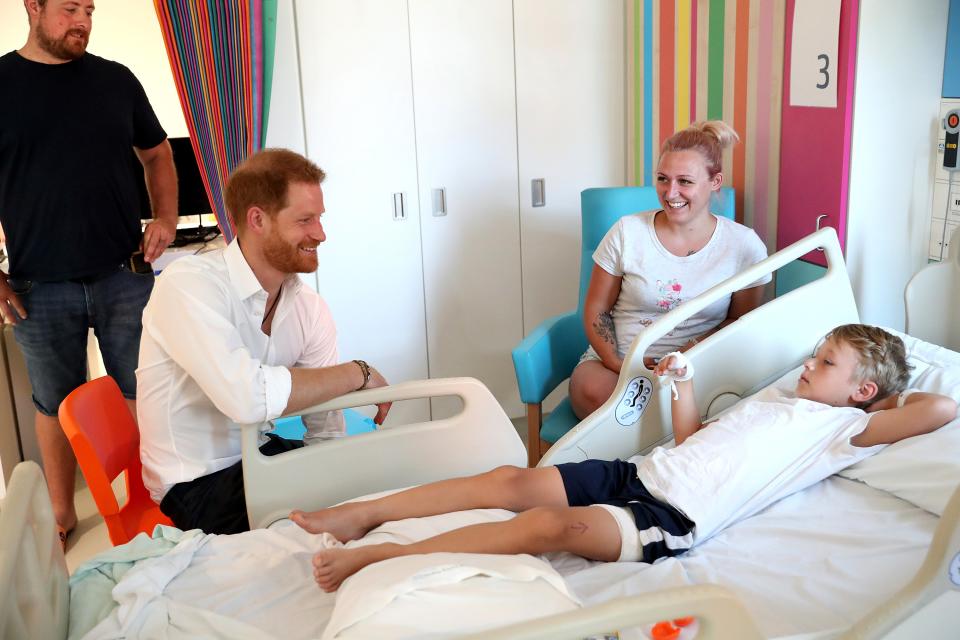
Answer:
[
  {"left": 542, "top": 227, "right": 859, "bottom": 466},
  {"left": 469, "top": 583, "right": 764, "bottom": 640},
  {"left": 840, "top": 482, "right": 960, "bottom": 639},
  {"left": 242, "top": 377, "right": 526, "bottom": 529},
  {"left": 0, "top": 461, "right": 69, "bottom": 640}
]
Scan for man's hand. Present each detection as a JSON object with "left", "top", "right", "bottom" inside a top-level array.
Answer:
[
  {"left": 0, "top": 275, "right": 27, "bottom": 325},
  {"left": 141, "top": 218, "right": 177, "bottom": 263},
  {"left": 365, "top": 365, "right": 392, "bottom": 425}
]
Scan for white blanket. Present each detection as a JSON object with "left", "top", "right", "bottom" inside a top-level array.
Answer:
[
  {"left": 77, "top": 474, "right": 935, "bottom": 640},
  {"left": 324, "top": 552, "right": 579, "bottom": 639},
  {"left": 78, "top": 506, "right": 579, "bottom": 639}
]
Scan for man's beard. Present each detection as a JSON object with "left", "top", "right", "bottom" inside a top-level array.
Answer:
[
  {"left": 37, "top": 22, "right": 88, "bottom": 61},
  {"left": 263, "top": 229, "right": 318, "bottom": 274}
]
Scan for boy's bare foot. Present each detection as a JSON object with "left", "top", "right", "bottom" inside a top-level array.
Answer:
[
  {"left": 312, "top": 545, "right": 394, "bottom": 592},
  {"left": 289, "top": 502, "right": 372, "bottom": 542}
]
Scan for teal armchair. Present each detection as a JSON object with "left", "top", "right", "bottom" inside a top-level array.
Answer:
[{"left": 512, "top": 186, "right": 735, "bottom": 465}]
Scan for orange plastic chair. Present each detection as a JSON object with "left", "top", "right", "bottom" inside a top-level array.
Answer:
[{"left": 58, "top": 376, "right": 173, "bottom": 545}]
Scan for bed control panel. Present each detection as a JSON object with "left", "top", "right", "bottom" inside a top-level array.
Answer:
[{"left": 615, "top": 376, "right": 653, "bottom": 426}]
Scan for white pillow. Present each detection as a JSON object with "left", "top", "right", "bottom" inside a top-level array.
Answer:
[
  {"left": 837, "top": 331, "right": 960, "bottom": 516},
  {"left": 322, "top": 552, "right": 580, "bottom": 639}
]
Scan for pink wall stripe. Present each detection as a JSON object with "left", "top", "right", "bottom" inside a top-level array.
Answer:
[
  {"left": 659, "top": 0, "right": 675, "bottom": 146},
  {"left": 690, "top": 0, "right": 698, "bottom": 121},
  {"left": 751, "top": 0, "right": 774, "bottom": 242}
]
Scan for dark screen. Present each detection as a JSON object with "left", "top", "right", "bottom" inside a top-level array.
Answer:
[{"left": 136, "top": 136, "right": 214, "bottom": 219}]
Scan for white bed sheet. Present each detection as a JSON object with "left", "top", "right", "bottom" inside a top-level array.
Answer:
[
  {"left": 79, "top": 473, "right": 936, "bottom": 639},
  {"left": 563, "top": 475, "right": 936, "bottom": 639}
]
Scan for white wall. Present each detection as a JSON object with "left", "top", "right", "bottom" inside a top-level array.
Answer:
[
  {"left": 846, "top": 0, "right": 948, "bottom": 329},
  {"left": 0, "top": 0, "right": 186, "bottom": 136}
]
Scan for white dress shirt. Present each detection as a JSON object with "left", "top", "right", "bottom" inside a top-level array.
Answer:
[{"left": 137, "top": 239, "right": 343, "bottom": 502}]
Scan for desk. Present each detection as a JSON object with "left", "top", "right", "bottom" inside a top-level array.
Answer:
[{"left": 149, "top": 234, "right": 225, "bottom": 273}]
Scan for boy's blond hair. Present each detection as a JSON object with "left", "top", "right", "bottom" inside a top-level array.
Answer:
[{"left": 826, "top": 324, "right": 913, "bottom": 407}]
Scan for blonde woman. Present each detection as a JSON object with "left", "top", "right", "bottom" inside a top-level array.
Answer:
[{"left": 569, "top": 121, "right": 770, "bottom": 420}]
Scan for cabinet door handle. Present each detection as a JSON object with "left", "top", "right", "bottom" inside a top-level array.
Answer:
[
  {"left": 392, "top": 192, "right": 406, "bottom": 221},
  {"left": 531, "top": 178, "right": 546, "bottom": 207},
  {"left": 432, "top": 188, "right": 447, "bottom": 217},
  {"left": 815, "top": 214, "right": 828, "bottom": 251}
]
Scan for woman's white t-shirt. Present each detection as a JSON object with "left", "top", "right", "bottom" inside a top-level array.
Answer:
[{"left": 591, "top": 210, "right": 770, "bottom": 360}]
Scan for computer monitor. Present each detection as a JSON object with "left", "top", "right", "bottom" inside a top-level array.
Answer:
[
  {"left": 169, "top": 136, "right": 215, "bottom": 219},
  {"left": 135, "top": 136, "right": 219, "bottom": 245}
]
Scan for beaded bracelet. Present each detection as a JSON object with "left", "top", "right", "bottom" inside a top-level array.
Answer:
[{"left": 353, "top": 359, "right": 371, "bottom": 390}]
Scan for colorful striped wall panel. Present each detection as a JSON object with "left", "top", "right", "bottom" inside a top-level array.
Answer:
[{"left": 628, "top": 0, "right": 786, "bottom": 250}]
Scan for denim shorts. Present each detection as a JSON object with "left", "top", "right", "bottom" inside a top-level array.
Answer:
[{"left": 10, "top": 266, "right": 154, "bottom": 416}]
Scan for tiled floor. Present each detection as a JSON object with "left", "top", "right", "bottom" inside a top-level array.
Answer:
[{"left": 62, "top": 414, "right": 533, "bottom": 571}]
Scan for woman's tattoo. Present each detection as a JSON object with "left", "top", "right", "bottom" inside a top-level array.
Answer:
[{"left": 593, "top": 311, "right": 616, "bottom": 345}]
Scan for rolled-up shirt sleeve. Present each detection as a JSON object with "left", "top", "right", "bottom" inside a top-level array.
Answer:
[
  {"left": 296, "top": 294, "right": 346, "bottom": 442},
  {"left": 143, "top": 268, "right": 292, "bottom": 425},
  {"left": 262, "top": 364, "right": 293, "bottom": 422}
]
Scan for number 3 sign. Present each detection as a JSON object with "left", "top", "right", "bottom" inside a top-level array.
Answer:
[{"left": 789, "top": 0, "right": 841, "bottom": 108}]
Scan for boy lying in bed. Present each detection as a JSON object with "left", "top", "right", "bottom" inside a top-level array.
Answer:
[{"left": 291, "top": 324, "right": 958, "bottom": 592}]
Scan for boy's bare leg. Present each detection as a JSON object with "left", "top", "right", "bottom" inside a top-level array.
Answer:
[
  {"left": 290, "top": 465, "right": 567, "bottom": 542},
  {"left": 312, "top": 505, "right": 621, "bottom": 592}
]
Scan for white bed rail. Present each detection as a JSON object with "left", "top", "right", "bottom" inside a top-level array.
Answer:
[
  {"left": 0, "top": 461, "right": 68, "bottom": 640},
  {"left": 469, "top": 584, "right": 765, "bottom": 640},
  {"left": 542, "top": 227, "right": 859, "bottom": 466},
  {"left": 242, "top": 377, "right": 526, "bottom": 529},
  {"left": 839, "top": 482, "right": 960, "bottom": 639},
  {"left": 475, "top": 483, "right": 960, "bottom": 640}
]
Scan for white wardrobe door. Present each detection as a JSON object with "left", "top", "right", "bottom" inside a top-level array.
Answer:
[
  {"left": 409, "top": 0, "right": 524, "bottom": 418},
  {"left": 515, "top": 0, "right": 626, "bottom": 334},
  {"left": 295, "top": 0, "right": 430, "bottom": 425}
]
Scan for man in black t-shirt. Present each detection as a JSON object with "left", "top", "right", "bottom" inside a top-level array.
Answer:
[{"left": 0, "top": 0, "right": 178, "bottom": 545}]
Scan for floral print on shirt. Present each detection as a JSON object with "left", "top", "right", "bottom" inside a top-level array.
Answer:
[{"left": 656, "top": 279, "right": 683, "bottom": 311}]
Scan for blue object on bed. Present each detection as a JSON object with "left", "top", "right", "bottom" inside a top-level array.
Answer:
[
  {"left": 270, "top": 409, "right": 377, "bottom": 439},
  {"left": 512, "top": 186, "right": 735, "bottom": 464}
]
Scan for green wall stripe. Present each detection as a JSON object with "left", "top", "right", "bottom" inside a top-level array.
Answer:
[
  {"left": 707, "top": 0, "right": 725, "bottom": 120},
  {"left": 261, "top": 0, "right": 278, "bottom": 145}
]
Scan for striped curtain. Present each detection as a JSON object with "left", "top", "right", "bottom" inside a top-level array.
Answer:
[
  {"left": 627, "top": 0, "right": 786, "bottom": 250},
  {"left": 153, "top": 0, "right": 279, "bottom": 242}
]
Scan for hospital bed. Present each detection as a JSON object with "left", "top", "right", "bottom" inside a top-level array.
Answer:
[{"left": 2, "top": 228, "right": 960, "bottom": 639}]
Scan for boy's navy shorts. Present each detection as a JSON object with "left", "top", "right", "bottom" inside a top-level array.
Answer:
[{"left": 556, "top": 458, "right": 695, "bottom": 563}]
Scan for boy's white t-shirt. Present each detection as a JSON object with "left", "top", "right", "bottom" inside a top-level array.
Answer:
[
  {"left": 593, "top": 211, "right": 770, "bottom": 360},
  {"left": 633, "top": 387, "right": 885, "bottom": 543}
]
